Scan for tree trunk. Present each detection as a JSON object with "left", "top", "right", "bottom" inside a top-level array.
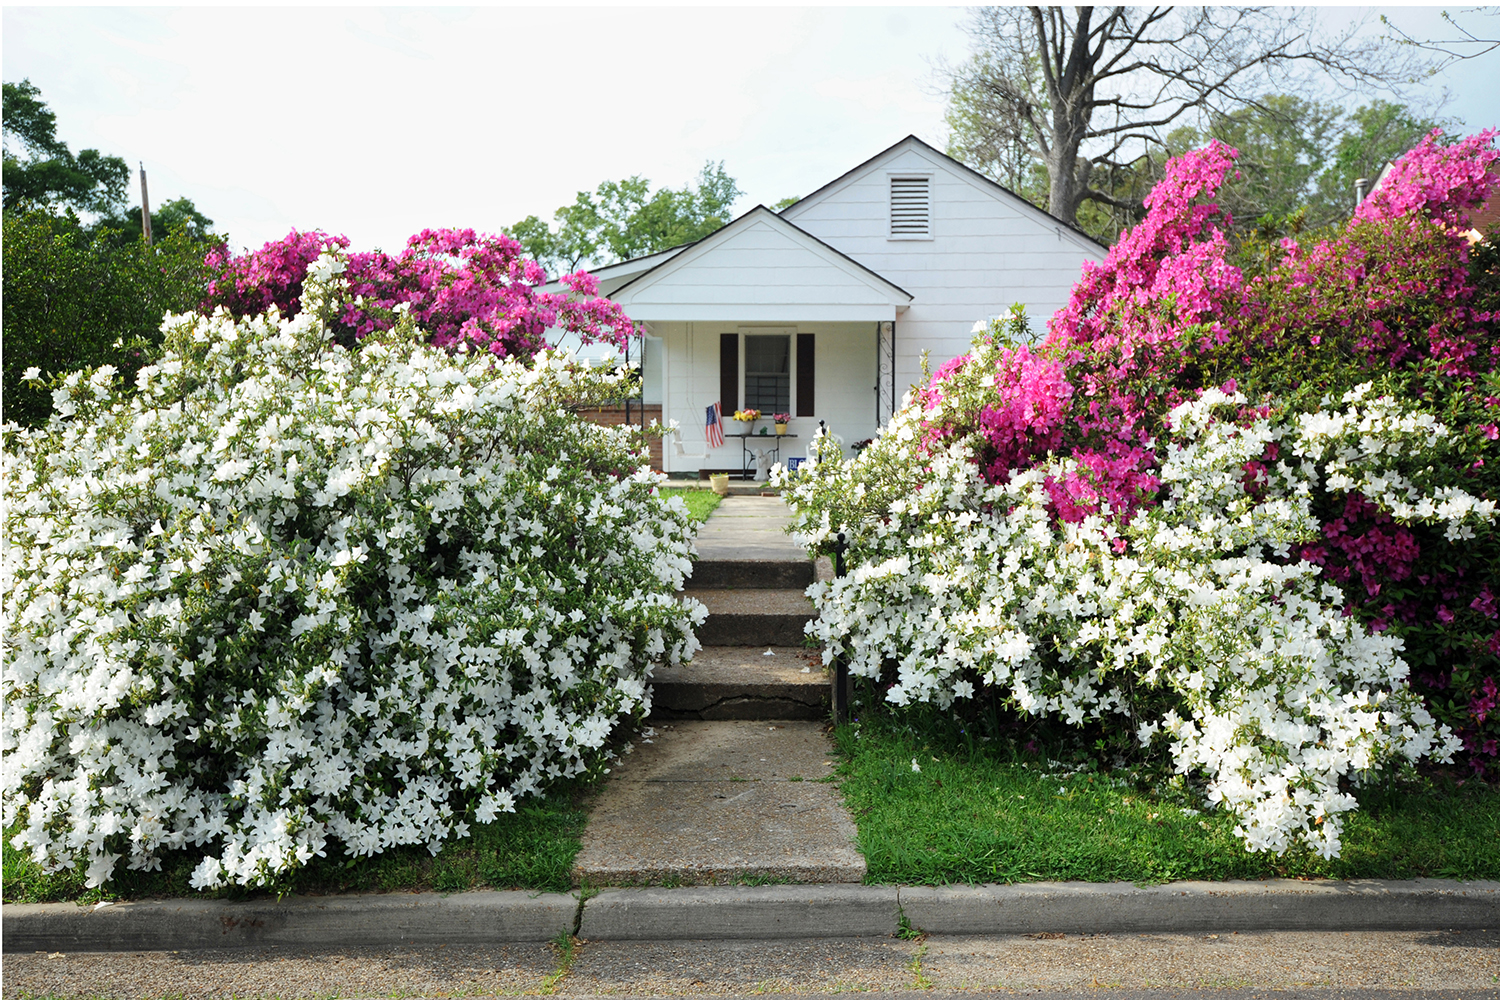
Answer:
[{"left": 1036, "top": 5, "right": 1096, "bottom": 228}]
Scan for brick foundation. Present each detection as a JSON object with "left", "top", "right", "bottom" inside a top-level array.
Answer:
[{"left": 575, "top": 403, "right": 662, "bottom": 471}]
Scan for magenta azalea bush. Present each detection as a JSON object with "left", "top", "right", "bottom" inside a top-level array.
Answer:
[
  {"left": 781, "top": 130, "right": 1499, "bottom": 854},
  {"left": 203, "top": 227, "right": 636, "bottom": 359}
]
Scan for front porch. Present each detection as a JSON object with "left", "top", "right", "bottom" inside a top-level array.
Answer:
[
  {"left": 548, "top": 204, "right": 914, "bottom": 477},
  {"left": 645, "top": 319, "right": 896, "bottom": 477}
]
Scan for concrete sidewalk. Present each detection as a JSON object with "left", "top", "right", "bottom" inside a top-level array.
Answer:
[{"left": 6, "top": 880, "right": 1498, "bottom": 953}]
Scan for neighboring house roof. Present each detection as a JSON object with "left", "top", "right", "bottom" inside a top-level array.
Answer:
[
  {"left": 1370, "top": 157, "right": 1500, "bottom": 241},
  {"left": 606, "top": 205, "right": 913, "bottom": 323},
  {"left": 778, "top": 133, "right": 1109, "bottom": 255},
  {"left": 564, "top": 245, "right": 690, "bottom": 297}
]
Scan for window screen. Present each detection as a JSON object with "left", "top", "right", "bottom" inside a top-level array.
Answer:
[{"left": 743, "top": 335, "right": 790, "bottom": 414}]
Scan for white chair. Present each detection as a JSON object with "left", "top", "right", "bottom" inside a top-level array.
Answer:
[
  {"left": 672, "top": 436, "right": 707, "bottom": 462},
  {"left": 671, "top": 434, "right": 708, "bottom": 477}
]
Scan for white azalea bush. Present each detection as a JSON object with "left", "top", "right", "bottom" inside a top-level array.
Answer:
[
  {"left": 779, "top": 379, "right": 1485, "bottom": 859},
  {"left": 2, "top": 253, "right": 704, "bottom": 890}
]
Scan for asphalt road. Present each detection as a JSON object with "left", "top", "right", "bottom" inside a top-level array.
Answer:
[{"left": 4, "top": 929, "right": 1497, "bottom": 998}]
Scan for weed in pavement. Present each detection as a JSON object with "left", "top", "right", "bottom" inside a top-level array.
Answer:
[{"left": 539, "top": 932, "right": 579, "bottom": 994}]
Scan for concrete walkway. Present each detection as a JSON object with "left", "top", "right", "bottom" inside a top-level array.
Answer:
[
  {"left": 567, "top": 721, "right": 864, "bottom": 886},
  {"left": 691, "top": 495, "right": 804, "bottom": 563},
  {"left": 571, "top": 495, "right": 859, "bottom": 887}
]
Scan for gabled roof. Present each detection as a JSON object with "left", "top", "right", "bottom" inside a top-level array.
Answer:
[
  {"left": 778, "top": 134, "right": 1108, "bottom": 254},
  {"left": 540, "top": 244, "right": 690, "bottom": 298},
  {"left": 606, "top": 205, "right": 913, "bottom": 323},
  {"left": 576, "top": 244, "right": 688, "bottom": 283}
]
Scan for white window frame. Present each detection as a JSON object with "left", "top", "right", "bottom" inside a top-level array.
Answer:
[
  {"left": 887, "top": 172, "right": 934, "bottom": 241},
  {"left": 736, "top": 326, "right": 797, "bottom": 415}
]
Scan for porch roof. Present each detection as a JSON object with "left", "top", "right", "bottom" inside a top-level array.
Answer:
[{"left": 607, "top": 206, "right": 913, "bottom": 323}]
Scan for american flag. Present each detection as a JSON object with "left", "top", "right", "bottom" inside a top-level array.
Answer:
[{"left": 706, "top": 402, "right": 724, "bottom": 448}]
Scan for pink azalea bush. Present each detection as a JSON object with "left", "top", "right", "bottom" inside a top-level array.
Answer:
[
  {"left": 203, "top": 227, "right": 636, "bottom": 359},
  {"left": 785, "top": 130, "right": 1500, "bottom": 799}
]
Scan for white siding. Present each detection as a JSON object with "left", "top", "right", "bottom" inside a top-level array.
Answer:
[{"left": 782, "top": 142, "right": 1106, "bottom": 403}]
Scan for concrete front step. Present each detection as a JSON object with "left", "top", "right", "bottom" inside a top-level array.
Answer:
[
  {"left": 651, "top": 646, "right": 829, "bottom": 720},
  {"left": 572, "top": 720, "right": 866, "bottom": 887},
  {"left": 687, "top": 558, "right": 814, "bottom": 590},
  {"left": 688, "top": 589, "right": 815, "bottom": 647}
]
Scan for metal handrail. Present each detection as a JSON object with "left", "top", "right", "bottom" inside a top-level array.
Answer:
[{"left": 832, "top": 531, "right": 850, "bottom": 724}]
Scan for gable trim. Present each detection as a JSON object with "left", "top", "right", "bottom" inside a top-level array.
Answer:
[{"left": 608, "top": 204, "right": 915, "bottom": 304}]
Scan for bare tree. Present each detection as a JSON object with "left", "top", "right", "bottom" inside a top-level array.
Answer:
[
  {"left": 1381, "top": 7, "right": 1499, "bottom": 69},
  {"left": 945, "top": 7, "right": 1434, "bottom": 235}
]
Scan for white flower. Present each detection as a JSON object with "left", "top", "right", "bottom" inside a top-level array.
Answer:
[
  {"left": 2, "top": 259, "right": 701, "bottom": 890},
  {"left": 781, "top": 372, "right": 1480, "bottom": 860}
]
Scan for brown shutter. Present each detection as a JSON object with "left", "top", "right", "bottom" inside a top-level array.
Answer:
[
  {"left": 720, "top": 333, "right": 738, "bottom": 414},
  {"left": 796, "top": 333, "right": 815, "bottom": 416}
]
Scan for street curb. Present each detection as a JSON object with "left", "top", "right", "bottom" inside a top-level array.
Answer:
[
  {"left": 896, "top": 879, "right": 1500, "bottom": 936},
  {"left": 1, "top": 890, "right": 577, "bottom": 953},
  {"left": 579, "top": 885, "right": 900, "bottom": 940},
  {"left": 4, "top": 879, "right": 1497, "bottom": 952}
]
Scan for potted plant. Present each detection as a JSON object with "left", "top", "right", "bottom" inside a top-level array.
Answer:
[
  {"left": 772, "top": 412, "right": 791, "bottom": 434},
  {"left": 709, "top": 473, "right": 730, "bottom": 496},
  {"left": 731, "top": 408, "right": 760, "bottom": 434}
]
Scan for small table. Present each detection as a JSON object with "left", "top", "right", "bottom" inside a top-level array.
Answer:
[{"left": 727, "top": 432, "right": 797, "bottom": 480}]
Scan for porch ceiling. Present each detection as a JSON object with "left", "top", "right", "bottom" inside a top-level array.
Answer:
[{"left": 624, "top": 302, "right": 902, "bottom": 322}]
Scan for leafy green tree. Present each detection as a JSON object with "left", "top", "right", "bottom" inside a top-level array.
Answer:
[
  {"left": 1316, "top": 101, "right": 1451, "bottom": 215},
  {"left": 1163, "top": 96, "right": 1447, "bottom": 233},
  {"left": 1165, "top": 95, "right": 1344, "bottom": 230},
  {"left": 92, "top": 195, "right": 216, "bottom": 248},
  {"left": 2, "top": 80, "right": 129, "bottom": 216},
  {"left": 944, "top": 50, "right": 1050, "bottom": 208},
  {"left": 951, "top": 78, "right": 1447, "bottom": 244},
  {"left": 2, "top": 210, "right": 215, "bottom": 427},
  {"left": 2, "top": 81, "right": 222, "bottom": 427},
  {"left": 507, "top": 162, "right": 742, "bottom": 274}
]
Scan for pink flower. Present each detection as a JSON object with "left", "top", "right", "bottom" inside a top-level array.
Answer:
[{"left": 203, "top": 227, "right": 638, "bottom": 358}]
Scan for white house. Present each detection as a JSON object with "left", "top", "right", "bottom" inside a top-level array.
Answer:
[{"left": 551, "top": 136, "right": 1107, "bottom": 476}]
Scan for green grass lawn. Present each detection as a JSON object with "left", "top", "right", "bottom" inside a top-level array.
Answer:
[
  {"left": 659, "top": 485, "right": 721, "bottom": 524},
  {"left": 3, "top": 775, "right": 598, "bottom": 904},
  {"left": 835, "top": 713, "right": 1500, "bottom": 886}
]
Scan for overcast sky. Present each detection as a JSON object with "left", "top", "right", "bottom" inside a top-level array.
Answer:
[{"left": 5, "top": 5, "right": 1496, "bottom": 256}]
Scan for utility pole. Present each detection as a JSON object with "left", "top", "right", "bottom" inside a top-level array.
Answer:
[{"left": 139, "top": 162, "right": 153, "bottom": 246}]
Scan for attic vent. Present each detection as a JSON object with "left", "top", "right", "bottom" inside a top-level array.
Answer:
[{"left": 890, "top": 176, "right": 930, "bottom": 236}]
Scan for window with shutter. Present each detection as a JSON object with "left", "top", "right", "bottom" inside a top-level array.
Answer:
[
  {"left": 743, "top": 335, "right": 790, "bottom": 414},
  {"left": 889, "top": 176, "right": 930, "bottom": 237},
  {"left": 796, "top": 333, "right": 814, "bottom": 416}
]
